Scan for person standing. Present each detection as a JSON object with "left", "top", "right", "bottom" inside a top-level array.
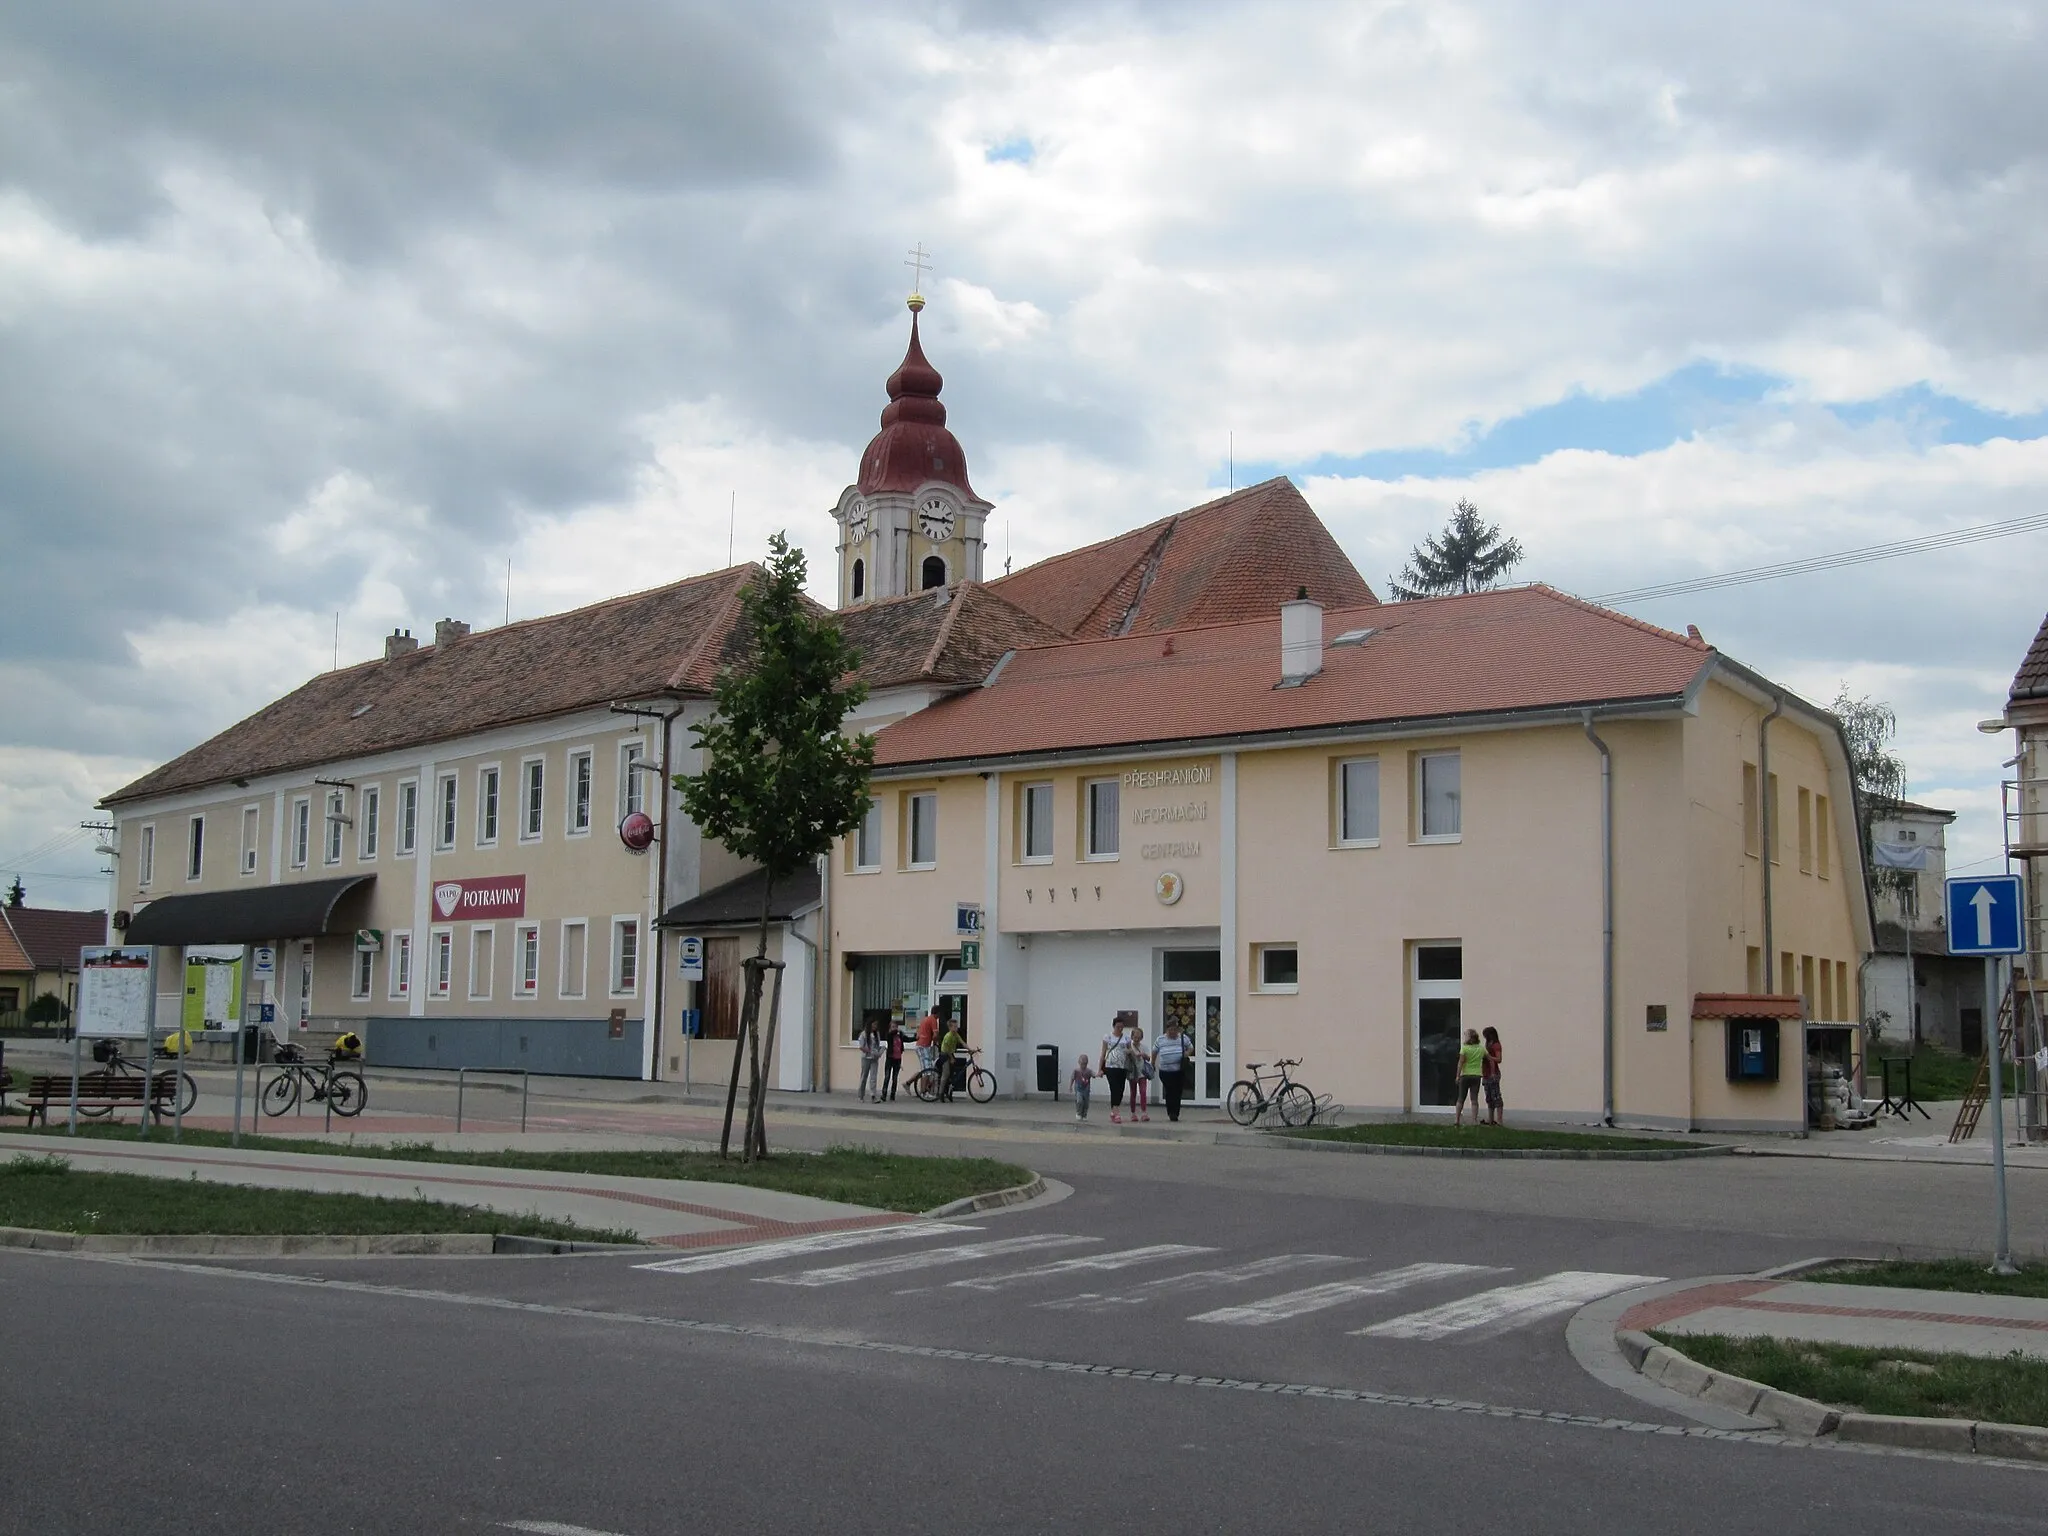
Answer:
[
  {"left": 916, "top": 1005, "right": 940, "bottom": 1082},
  {"left": 1153, "top": 1021, "right": 1190, "bottom": 1122},
  {"left": 881, "top": 1019, "right": 906, "bottom": 1102},
  {"left": 1101, "top": 1016, "right": 1131, "bottom": 1124},
  {"left": 936, "top": 1013, "right": 964, "bottom": 1102},
  {"left": 856, "top": 1020, "right": 883, "bottom": 1102},
  {"left": 1070, "top": 1053, "right": 1095, "bottom": 1119},
  {"left": 1455, "top": 1027, "right": 1486, "bottom": 1127},
  {"left": 1481, "top": 1026, "right": 1504, "bottom": 1127},
  {"left": 1127, "top": 1025, "right": 1151, "bottom": 1122}
]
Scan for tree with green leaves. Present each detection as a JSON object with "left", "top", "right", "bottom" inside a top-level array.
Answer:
[
  {"left": 1390, "top": 499, "right": 1525, "bottom": 600},
  {"left": 1831, "top": 686, "right": 1912, "bottom": 912},
  {"left": 675, "top": 533, "right": 875, "bottom": 1160}
]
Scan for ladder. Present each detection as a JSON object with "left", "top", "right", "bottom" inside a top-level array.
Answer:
[{"left": 1951, "top": 984, "right": 2018, "bottom": 1142}]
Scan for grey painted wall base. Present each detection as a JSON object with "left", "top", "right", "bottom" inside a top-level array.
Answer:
[{"left": 366, "top": 1015, "right": 644, "bottom": 1078}]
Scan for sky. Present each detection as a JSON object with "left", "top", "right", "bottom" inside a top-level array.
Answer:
[{"left": 3, "top": 0, "right": 2045, "bottom": 907}]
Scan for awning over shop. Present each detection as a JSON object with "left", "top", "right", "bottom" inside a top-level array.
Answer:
[
  {"left": 1691, "top": 992, "right": 1805, "bottom": 1021},
  {"left": 658, "top": 865, "right": 821, "bottom": 931},
  {"left": 123, "top": 875, "right": 376, "bottom": 946}
]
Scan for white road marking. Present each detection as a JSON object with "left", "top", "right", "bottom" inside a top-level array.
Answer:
[
  {"left": 1356, "top": 1270, "right": 1664, "bottom": 1341},
  {"left": 760, "top": 1234, "right": 1099, "bottom": 1287},
  {"left": 1039, "top": 1253, "right": 1351, "bottom": 1311},
  {"left": 633, "top": 1223, "right": 974, "bottom": 1276},
  {"left": 1192, "top": 1263, "right": 1499, "bottom": 1326},
  {"left": 949, "top": 1244, "right": 1215, "bottom": 1291},
  {"left": 502, "top": 1522, "right": 633, "bottom": 1536}
]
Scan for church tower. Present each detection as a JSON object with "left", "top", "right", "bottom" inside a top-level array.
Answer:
[{"left": 833, "top": 293, "right": 991, "bottom": 608}]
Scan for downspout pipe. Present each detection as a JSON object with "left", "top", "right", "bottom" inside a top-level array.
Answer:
[
  {"left": 1758, "top": 694, "right": 1784, "bottom": 986},
  {"left": 1582, "top": 711, "right": 1616, "bottom": 1125}
]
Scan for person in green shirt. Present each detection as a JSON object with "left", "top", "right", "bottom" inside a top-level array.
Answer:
[
  {"left": 1455, "top": 1028, "right": 1486, "bottom": 1127},
  {"left": 936, "top": 1019, "right": 965, "bottom": 1101}
]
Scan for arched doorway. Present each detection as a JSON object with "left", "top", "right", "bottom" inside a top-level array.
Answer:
[
  {"left": 921, "top": 554, "right": 947, "bottom": 590},
  {"left": 850, "top": 558, "right": 865, "bottom": 599}
]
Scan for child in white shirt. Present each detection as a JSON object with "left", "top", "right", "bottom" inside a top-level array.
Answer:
[{"left": 1070, "top": 1054, "right": 1095, "bottom": 1119}]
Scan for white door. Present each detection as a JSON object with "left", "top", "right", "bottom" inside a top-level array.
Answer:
[
  {"left": 1413, "top": 943, "right": 1463, "bottom": 1110},
  {"left": 297, "top": 941, "right": 315, "bottom": 1030}
]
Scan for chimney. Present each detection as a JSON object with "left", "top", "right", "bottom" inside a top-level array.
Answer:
[
  {"left": 433, "top": 618, "right": 470, "bottom": 648},
  {"left": 384, "top": 628, "right": 419, "bottom": 660},
  {"left": 1280, "top": 594, "right": 1323, "bottom": 683}
]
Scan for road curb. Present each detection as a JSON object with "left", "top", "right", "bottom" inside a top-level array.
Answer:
[
  {"left": 0, "top": 1225, "right": 498, "bottom": 1256},
  {"left": 1259, "top": 1135, "right": 1731, "bottom": 1161},
  {"left": 923, "top": 1172, "right": 1047, "bottom": 1218}
]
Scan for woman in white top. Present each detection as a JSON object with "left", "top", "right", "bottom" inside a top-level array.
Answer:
[
  {"left": 1101, "top": 1019, "right": 1132, "bottom": 1123},
  {"left": 1152, "top": 1021, "right": 1192, "bottom": 1122}
]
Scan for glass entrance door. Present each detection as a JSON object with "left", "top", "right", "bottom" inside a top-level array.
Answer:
[
  {"left": 1413, "top": 944, "right": 1464, "bottom": 1110},
  {"left": 1160, "top": 986, "right": 1223, "bottom": 1104}
]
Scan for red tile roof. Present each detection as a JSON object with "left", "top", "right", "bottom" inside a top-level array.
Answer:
[
  {"left": 839, "top": 582, "right": 1072, "bottom": 689},
  {"left": 105, "top": 565, "right": 760, "bottom": 806},
  {"left": 0, "top": 920, "right": 31, "bottom": 974},
  {"left": 1692, "top": 993, "right": 1804, "bottom": 1020},
  {"left": 2011, "top": 612, "right": 2048, "bottom": 704},
  {"left": 1, "top": 906, "right": 107, "bottom": 971},
  {"left": 987, "top": 477, "right": 1375, "bottom": 639},
  {"left": 871, "top": 584, "right": 1713, "bottom": 769}
]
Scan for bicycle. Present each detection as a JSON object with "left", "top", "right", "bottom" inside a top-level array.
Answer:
[
  {"left": 78, "top": 1040, "right": 198, "bottom": 1119},
  {"left": 910, "top": 1046, "right": 997, "bottom": 1104},
  {"left": 1225, "top": 1058, "right": 1318, "bottom": 1128},
  {"left": 261, "top": 1045, "right": 367, "bottom": 1118}
]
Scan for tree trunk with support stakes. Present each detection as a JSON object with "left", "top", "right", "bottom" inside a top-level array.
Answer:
[
  {"left": 747, "top": 963, "right": 786, "bottom": 1160},
  {"left": 720, "top": 872, "right": 779, "bottom": 1162}
]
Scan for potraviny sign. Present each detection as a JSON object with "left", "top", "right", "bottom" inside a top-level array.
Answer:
[{"left": 432, "top": 875, "right": 527, "bottom": 921}]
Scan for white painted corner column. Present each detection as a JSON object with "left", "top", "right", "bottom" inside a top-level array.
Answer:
[
  {"left": 984, "top": 772, "right": 1016, "bottom": 1095},
  {"left": 1220, "top": 751, "right": 1239, "bottom": 1102},
  {"left": 408, "top": 756, "right": 436, "bottom": 1019}
]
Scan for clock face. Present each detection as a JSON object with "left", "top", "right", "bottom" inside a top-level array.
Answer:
[
  {"left": 919, "top": 496, "right": 955, "bottom": 540},
  {"left": 845, "top": 498, "right": 869, "bottom": 538}
]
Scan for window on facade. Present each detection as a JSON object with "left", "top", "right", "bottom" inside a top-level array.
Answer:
[
  {"left": 1815, "top": 795, "right": 1830, "bottom": 878},
  {"left": 291, "top": 798, "right": 311, "bottom": 868},
  {"left": 436, "top": 775, "right": 458, "bottom": 851},
  {"left": 854, "top": 800, "right": 882, "bottom": 871},
  {"left": 849, "top": 953, "right": 930, "bottom": 1042},
  {"left": 1417, "top": 752, "right": 1461, "bottom": 839},
  {"left": 138, "top": 824, "right": 155, "bottom": 888},
  {"left": 352, "top": 946, "right": 373, "bottom": 1000},
  {"left": 1416, "top": 945, "right": 1463, "bottom": 981},
  {"left": 1746, "top": 946, "right": 1763, "bottom": 994},
  {"left": 568, "top": 750, "right": 593, "bottom": 834},
  {"left": 521, "top": 759, "right": 544, "bottom": 841},
  {"left": 1742, "top": 763, "right": 1760, "bottom": 857},
  {"left": 850, "top": 558, "right": 865, "bottom": 600},
  {"left": 187, "top": 816, "right": 205, "bottom": 880},
  {"left": 1818, "top": 957, "right": 1834, "bottom": 1020},
  {"left": 323, "top": 791, "right": 345, "bottom": 864},
  {"left": 921, "top": 554, "right": 947, "bottom": 590},
  {"left": 1337, "top": 757, "right": 1380, "bottom": 844},
  {"left": 397, "top": 780, "right": 418, "bottom": 856},
  {"left": 469, "top": 927, "right": 495, "bottom": 1001},
  {"left": 621, "top": 742, "right": 645, "bottom": 819},
  {"left": 477, "top": 767, "right": 500, "bottom": 846},
  {"left": 1255, "top": 944, "right": 1300, "bottom": 992},
  {"left": 1021, "top": 782, "right": 1053, "bottom": 862},
  {"left": 559, "top": 921, "right": 587, "bottom": 1000},
  {"left": 611, "top": 918, "right": 639, "bottom": 996},
  {"left": 360, "top": 785, "right": 380, "bottom": 859},
  {"left": 241, "top": 805, "right": 260, "bottom": 875},
  {"left": 390, "top": 932, "right": 412, "bottom": 999},
  {"left": 1766, "top": 772, "right": 1781, "bottom": 863},
  {"left": 516, "top": 924, "right": 540, "bottom": 997},
  {"left": 906, "top": 792, "right": 938, "bottom": 869},
  {"left": 431, "top": 930, "right": 453, "bottom": 998},
  {"left": 1085, "top": 778, "right": 1120, "bottom": 859},
  {"left": 1797, "top": 787, "right": 1813, "bottom": 874}
]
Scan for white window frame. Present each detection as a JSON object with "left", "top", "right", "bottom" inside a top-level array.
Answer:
[
  {"left": 291, "top": 797, "right": 311, "bottom": 868},
  {"left": 468, "top": 924, "right": 496, "bottom": 1001},
  {"left": 905, "top": 791, "right": 938, "bottom": 870},
  {"left": 610, "top": 915, "right": 640, "bottom": 998},
  {"left": 620, "top": 739, "right": 646, "bottom": 820},
  {"left": 1084, "top": 777, "right": 1120, "bottom": 861},
  {"left": 853, "top": 800, "right": 882, "bottom": 872},
  {"left": 429, "top": 928, "right": 454, "bottom": 999},
  {"left": 514, "top": 923, "right": 540, "bottom": 998},
  {"left": 435, "top": 773, "right": 458, "bottom": 852},
  {"left": 1253, "top": 943, "right": 1300, "bottom": 995},
  {"left": 323, "top": 790, "right": 345, "bottom": 866},
  {"left": 396, "top": 778, "right": 419, "bottom": 857},
  {"left": 389, "top": 931, "right": 412, "bottom": 1000},
  {"left": 566, "top": 748, "right": 594, "bottom": 836},
  {"left": 519, "top": 756, "right": 545, "bottom": 843},
  {"left": 1336, "top": 756, "right": 1381, "bottom": 847},
  {"left": 138, "top": 823, "right": 155, "bottom": 889},
  {"left": 186, "top": 814, "right": 205, "bottom": 882},
  {"left": 476, "top": 764, "right": 501, "bottom": 848},
  {"left": 240, "top": 804, "right": 262, "bottom": 876},
  {"left": 558, "top": 919, "right": 588, "bottom": 1001},
  {"left": 359, "top": 784, "right": 381, "bottom": 861},
  {"left": 1416, "top": 751, "right": 1462, "bottom": 843},
  {"left": 351, "top": 945, "right": 374, "bottom": 1001},
  {"left": 1021, "top": 781, "right": 1053, "bottom": 864}
]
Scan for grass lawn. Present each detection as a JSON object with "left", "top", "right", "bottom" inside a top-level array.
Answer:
[
  {"left": 1805, "top": 1258, "right": 2048, "bottom": 1300},
  {"left": 1868, "top": 1046, "right": 2016, "bottom": 1102},
  {"left": 9, "top": 1125, "right": 1030, "bottom": 1214},
  {"left": 0, "top": 1153, "right": 633, "bottom": 1241},
  {"left": 1280, "top": 1122, "right": 1704, "bottom": 1153},
  {"left": 1655, "top": 1331, "right": 2048, "bottom": 1428}
]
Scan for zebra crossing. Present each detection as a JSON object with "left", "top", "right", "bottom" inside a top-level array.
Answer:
[{"left": 636, "top": 1226, "right": 1659, "bottom": 1344}]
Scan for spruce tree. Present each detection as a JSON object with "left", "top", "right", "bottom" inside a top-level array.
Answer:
[{"left": 1390, "top": 499, "right": 1525, "bottom": 599}]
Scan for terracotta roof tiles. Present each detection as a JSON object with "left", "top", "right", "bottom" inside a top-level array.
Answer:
[
  {"left": 2011, "top": 612, "right": 2048, "bottom": 704},
  {"left": 1, "top": 906, "right": 107, "bottom": 970},
  {"left": 838, "top": 583, "right": 1070, "bottom": 690}
]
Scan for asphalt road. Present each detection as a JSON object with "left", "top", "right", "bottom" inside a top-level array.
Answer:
[{"left": 9, "top": 1132, "right": 2048, "bottom": 1532}]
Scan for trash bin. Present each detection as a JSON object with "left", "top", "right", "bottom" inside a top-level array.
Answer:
[
  {"left": 1036, "top": 1043, "right": 1060, "bottom": 1097},
  {"left": 238, "top": 1024, "right": 264, "bottom": 1064}
]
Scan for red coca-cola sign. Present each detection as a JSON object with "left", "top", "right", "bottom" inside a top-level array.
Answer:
[{"left": 432, "top": 875, "right": 527, "bottom": 921}]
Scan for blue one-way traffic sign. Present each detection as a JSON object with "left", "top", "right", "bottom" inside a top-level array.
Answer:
[{"left": 1946, "top": 874, "right": 2025, "bottom": 956}]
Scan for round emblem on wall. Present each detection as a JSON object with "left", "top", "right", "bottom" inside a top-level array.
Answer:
[
  {"left": 618, "top": 811, "right": 656, "bottom": 853},
  {"left": 1154, "top": 870, "right": 1185, "bottom": 906}
]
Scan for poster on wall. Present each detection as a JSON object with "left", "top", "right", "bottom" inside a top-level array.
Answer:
[
  {"left": 182, "top": 945, "right": 245, "bottom": 1033},
  {"left": 77, "top": 947, "right": 152, "bottom": 1038}
]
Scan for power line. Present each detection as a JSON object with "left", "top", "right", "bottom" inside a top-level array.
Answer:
[{"left": 1592, "top": 511, "right": 2048, "bottom": 605}]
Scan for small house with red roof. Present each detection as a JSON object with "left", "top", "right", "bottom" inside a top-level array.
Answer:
[{"left": 0, "top": 893, "right": 108, "bottom": 1022}]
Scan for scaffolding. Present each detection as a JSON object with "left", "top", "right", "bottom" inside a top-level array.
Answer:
[{"left": 1950, "top": 774, "right": 2048, "bottom": 1142}]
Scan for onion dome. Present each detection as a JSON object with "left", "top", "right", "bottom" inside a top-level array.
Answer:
[{"left": 857, "top": 298, "right": 979, "bottom": 499}]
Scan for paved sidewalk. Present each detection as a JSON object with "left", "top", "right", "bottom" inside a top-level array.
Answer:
[
  {"left": 0, "top": 1130, "right": 905, "bottom": 1249},
  {"left": 1622, "top": 1275, "right": 2048, "bottom": 1361}
]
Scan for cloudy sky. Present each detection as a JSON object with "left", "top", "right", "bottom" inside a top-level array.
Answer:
[{"left": 4, "top": 1, "right": 2044, "bottom": 907}]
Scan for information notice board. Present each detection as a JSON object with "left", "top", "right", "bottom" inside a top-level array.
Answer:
[{"left": 77, "top": 946, "right": 152, "bottom": 1038}]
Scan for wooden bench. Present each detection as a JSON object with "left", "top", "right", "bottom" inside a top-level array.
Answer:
[{"left": 24, "top": 1072, "right": 177, "bottom": 1127}]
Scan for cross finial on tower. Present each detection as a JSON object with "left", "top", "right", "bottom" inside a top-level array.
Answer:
[{"left": 905, "top": 242, "right": 932, "bottom": 309}]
